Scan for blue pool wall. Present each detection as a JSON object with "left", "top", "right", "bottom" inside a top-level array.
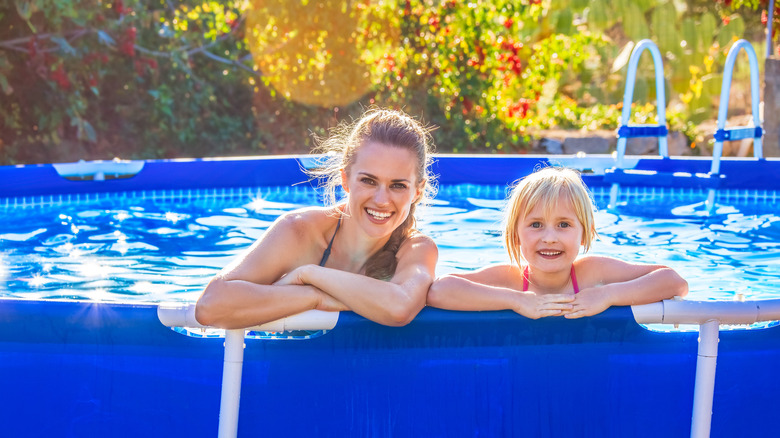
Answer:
[
  {"left": 2, "top": 299, "right": 780, "bottom": 437},
  {"left": 1, "top": 154, "right": 780, "bottom": 437},
  {"left": 3, "top": 155, "right": 780, "bottom": 199}
]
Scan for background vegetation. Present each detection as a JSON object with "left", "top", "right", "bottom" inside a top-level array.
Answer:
[{"left": 0, "top": 0, "right": 774, "bottom": 164}]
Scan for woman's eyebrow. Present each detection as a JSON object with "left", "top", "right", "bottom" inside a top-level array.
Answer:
[{"left": 358, "top": 171, "right": 411, "bottom": 183}]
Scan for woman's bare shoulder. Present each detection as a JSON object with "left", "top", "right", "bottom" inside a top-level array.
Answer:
[{"left": 274, "top": 206, "right": 339, "bottom": 234}]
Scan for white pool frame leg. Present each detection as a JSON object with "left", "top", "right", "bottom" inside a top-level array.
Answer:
[
  {"left": 219, "top": 329, "right": 246, "bottom": 438},
  {"left": 690, "top": 319, "right": 719, "bottom": 438}
]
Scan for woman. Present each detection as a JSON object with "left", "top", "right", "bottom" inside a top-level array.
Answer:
[{"left": 195, "top": 108, "right": 438, "bottom": 328}]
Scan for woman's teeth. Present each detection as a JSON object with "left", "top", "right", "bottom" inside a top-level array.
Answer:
[{"left": 367, "top": 208, "right": 391, "bottom": 219}]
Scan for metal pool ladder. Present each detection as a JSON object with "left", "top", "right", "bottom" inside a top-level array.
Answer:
[
  {"left": 706, "top": 39, "right": 765, "bottom": 208},
  {"left": 608, "top": 39, "right": 765, "bottom": 212},
  {"left": 609, "top": 39, "right": 668, "bottom": 208}
]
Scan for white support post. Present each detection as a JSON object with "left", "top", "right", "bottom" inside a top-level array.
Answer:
[
  {"left": 690, "top": 319, "right": 720, "bottom": 438},
  {"left": 218, "top": 329, "right": 246, "bottom": 438}
]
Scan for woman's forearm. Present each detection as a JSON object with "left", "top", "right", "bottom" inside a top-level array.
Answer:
[
  {"left": 299, "top": 264, "right": 429, "bottom": 326},
  {"left": 195, "top": 277, "right": 321, "bottom": 329}
]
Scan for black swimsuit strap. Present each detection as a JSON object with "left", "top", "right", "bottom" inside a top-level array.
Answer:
[{"left": 319, "top": 215, "right": 342, "bottom": 267}]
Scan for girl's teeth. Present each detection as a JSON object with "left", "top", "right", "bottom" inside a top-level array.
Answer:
[{"left": 540, "top": 251, "right": 561, "bottom": 256}]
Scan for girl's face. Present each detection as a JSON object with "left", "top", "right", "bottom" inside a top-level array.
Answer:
[
  {"left": 341, "top": 141, "right": 423, "bottom": 240},
  {"left": 515, "top": 194, "right": 583, "bottom": 273}
]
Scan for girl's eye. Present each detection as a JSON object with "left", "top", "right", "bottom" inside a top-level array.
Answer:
[
  {"left": 559, "top": 222, "right": 570, "bottom": 228},
  {"left": 531, "top": 222, "right": 542, "bottom": 228}
]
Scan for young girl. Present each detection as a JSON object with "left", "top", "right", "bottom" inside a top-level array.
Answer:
[
  {"left": 196, "top": 108, "right": 438, "bottom": 328},
  {"left": 427, "top": 166, "right": 688, "bottom": 319}
]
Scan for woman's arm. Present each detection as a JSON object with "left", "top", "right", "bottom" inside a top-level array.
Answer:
[
  {"left": 195, "top": 210, "right": 342, "bottom": 329},
  {"left": 565, "top": 256, "right": 689, "bottom": 319},
  {"left": 275, "top": 233, "right": 439, "bottom": 326},
  {"left": 427, "top": 265, "right": 574, "bottom": 319}
]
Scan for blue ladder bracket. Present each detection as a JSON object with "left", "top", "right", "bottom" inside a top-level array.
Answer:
[
  {"left": 617, "top": 124, "right": 669, "bottom": 139},
  {"left": 713, "top": 126, "right": 763, "bottom": 142},
  {"left": 604, "top": 168, "right": 724, "bottom": 189}
]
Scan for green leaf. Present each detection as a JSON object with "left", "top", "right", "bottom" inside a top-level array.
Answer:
[
  {"left": 681, "top": 17, "right": 698, "bottom": 54},
  {"left": 699, "top": 13, "right": 717, "bottom": 49},
  {"left": 587, "top": 0, "right": 609, "bottom": 32},
  {"left": 554, "top": 8, "right": 574, "bottom": 35},
  {"left": 15, "top": 0, "right": 32, "bottom": 20},
  {"left": 571, "top": 0, "right": 589, "bottom": 9},
  {"left": 83, "top": 120, "right": 97, "bottom": 143},
  {"left": 652, "top": 2, "right": 680, "bottom": 57},
  {"left": 623, "top": 2, "right": 650, "bottom": 42},
  {"left": 97, "top": 30, "right": 116, "bottom": 46},
  {"left": 730, "top": 15, "right": 746, "bottom": 39},
  {"left": 0, "top": 73, "right": 13, "bottom": 95},
  {"left": 50, "top": 37, "right": 77, "bottom": 55}
]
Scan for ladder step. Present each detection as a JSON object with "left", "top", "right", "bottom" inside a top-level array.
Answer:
[
  {"left": 617, "top": 124, "right": 668, "bottom": 139},
  {"left": 713, "top": 126, "right": 763, "bottom": 142}
]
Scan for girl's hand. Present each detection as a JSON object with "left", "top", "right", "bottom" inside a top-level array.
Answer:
[
  {"left": 514, "top": 292, "right": 575, "bottom": 319},
  {"left": 564, "top": 286, "right": 613, "bottom": 319}
]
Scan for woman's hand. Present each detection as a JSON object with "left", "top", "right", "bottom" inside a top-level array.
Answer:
[
  {"left": 563, "top": 285, "right": 613, "bottom": 319},
  {"left": 274, "top": 265, "right": 349, "bottom": 312},
  {"left": 316, "top": 290, "right": 351, "bottom": 312},
  {"left": 513, "top": 292, "right": 575, "bottom": 319},
  {"left": 273, "top": 264, "right": 315, "bottom": 286}
]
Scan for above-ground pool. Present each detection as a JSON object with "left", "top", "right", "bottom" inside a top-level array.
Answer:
[{"left": 1, "top": 154, "right": 779, "bottom": 437}]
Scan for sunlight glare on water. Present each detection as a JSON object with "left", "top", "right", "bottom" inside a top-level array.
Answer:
[{"left": 0, "top": 185, "right": 778, "bottom": 304}]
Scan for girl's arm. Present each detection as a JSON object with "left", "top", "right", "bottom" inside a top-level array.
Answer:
[
  {"left": 195, "top": 211, "right": 345, "bottom": 329},
  {"left": 564, "top": 256, "right": 688, "bottom": 319},
  {"left": 427, "top": 265, "right": 574, "bottom": 319},
  {"left": 274, "top": 233, "right": 438, "bottom": 326}
]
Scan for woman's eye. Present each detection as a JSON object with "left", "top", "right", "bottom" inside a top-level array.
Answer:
[
  {"left": 361, "top": 178, "right": 376, "bottom": 185},
  {"left": 391, "top": 183, "right": 408, "bottom": 189}
]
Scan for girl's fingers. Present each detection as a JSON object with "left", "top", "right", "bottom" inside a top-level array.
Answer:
[
  {"left": 545, "top": 294, "right": 575, "bottom": 303},
  {"left": 545, "top": 303, "right": 573, "bottom": 311}
]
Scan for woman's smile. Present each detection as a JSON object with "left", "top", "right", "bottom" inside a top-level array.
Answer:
[{"left": 342, "top": 141, "right": 421, "bottom": 239}]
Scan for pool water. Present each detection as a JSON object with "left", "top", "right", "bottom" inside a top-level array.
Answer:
[{"left": 1, "top": 184, "right": 779, "bottom": 303}]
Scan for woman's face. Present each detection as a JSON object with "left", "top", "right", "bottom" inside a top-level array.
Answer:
[{"left": 341, "top": 141, "right": 423, "bottom": 239}]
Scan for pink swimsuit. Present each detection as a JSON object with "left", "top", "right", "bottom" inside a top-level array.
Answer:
[{"left": 522, "top": 265, "right": 579, "bottom": 294}]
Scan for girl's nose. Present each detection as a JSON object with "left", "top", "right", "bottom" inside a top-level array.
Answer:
[{"left": 542, "top": 228, "right": 558, "bottom": 243}]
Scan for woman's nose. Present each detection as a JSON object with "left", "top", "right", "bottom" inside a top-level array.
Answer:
[{"left": 373, "top": 187, "right": 390, "bottom": 205}]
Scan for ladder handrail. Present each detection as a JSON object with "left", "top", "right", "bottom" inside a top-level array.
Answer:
[
  {"left": 616, "top": 39, "right": 668, "bottom": 168},
  {"left": 711, "top": 39, "right": 764, "bottom": 175}
]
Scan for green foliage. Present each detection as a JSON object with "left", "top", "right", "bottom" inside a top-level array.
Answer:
[
  {"left": 0, "top": 0, "right": 771, "bottom": 163},
  {"left": 0, "top": 0, "right": 259, "bottom": 163}
]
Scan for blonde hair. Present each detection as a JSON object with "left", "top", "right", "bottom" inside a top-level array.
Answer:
[
  {"left": 504, "top": 166, "right": 597, "bottom": 267},
  {"left": 307, "top": 107, "right": 437, "bottom": 279}
]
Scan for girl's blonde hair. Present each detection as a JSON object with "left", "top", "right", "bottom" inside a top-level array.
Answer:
[
  {"left": 504, "top": 166, "right": 597, "bottom": 267},
  {"left": 307, "top": 107, "right": 437, "bottom": 279}
]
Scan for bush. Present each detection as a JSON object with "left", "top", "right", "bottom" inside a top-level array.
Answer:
[{"left": 0, "top": 0, "right": 769, "bottom": 164}]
